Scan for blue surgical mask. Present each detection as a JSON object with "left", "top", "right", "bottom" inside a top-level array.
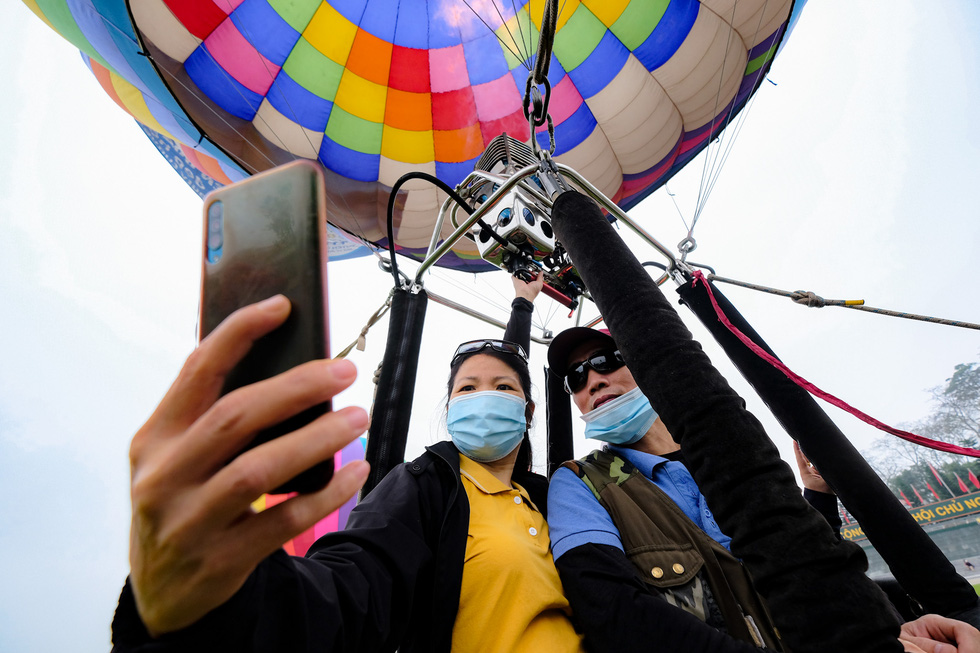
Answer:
[
  {"left": 581, "top": 386, "right": 658, "bottom": 445},
  {"left": 447, "top": 391, "right": 527, "bottom": 462}
]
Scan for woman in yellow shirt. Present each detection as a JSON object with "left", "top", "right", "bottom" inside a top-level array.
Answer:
[{"left": 445, "top": 338, "right": 584, "bottom": 652}]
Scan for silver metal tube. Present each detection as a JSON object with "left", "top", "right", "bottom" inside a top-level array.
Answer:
[
  {"left": 424, "top": 197, "right": 452, "bottom": 261},
  {"left": 416, "top": 161, "right": 686, "bottom": 289},
  {"left": 426, "top": 289, "right": 552, "bottom": 345},
  {"left": 584, "top": 314, "right": 604, "bottom": 329},
  {"left": 555, "top": 164, "right": 678, "bottom": 285},
  {"left": 414, "top": 163, "right": 540, "bottom": 282},
  {"left": 424, "top": 170, "right": 484, "bottom": 261}
]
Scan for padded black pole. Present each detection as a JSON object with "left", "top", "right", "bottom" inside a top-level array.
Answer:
[
  {"left": 546, "top": 366, "right": 574, "bottom": 477},
  {"left": 677, "top": 278, "right": 980, "bottom": 624},
  {"left": 550, "top": 191, "right": 901, "bottom": 652},
  {"left": 361, "top": 287, "right": 428, "bottom": 497}
]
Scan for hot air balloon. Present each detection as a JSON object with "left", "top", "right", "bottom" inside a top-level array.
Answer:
[{"left": 24, "top": 0, "right": 804, "bottom": 272}]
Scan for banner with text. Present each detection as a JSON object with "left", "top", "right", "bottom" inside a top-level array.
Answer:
[{"left": 841, "top": 490, "right": 980, "bottom": 542}]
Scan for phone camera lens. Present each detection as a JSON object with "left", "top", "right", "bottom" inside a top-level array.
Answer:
[{"left": 207, "top": 200, "right": 224, "bottom": 262}]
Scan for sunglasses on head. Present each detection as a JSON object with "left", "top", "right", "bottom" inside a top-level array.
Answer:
[
  {"left": 451, "top": 339, "right": 529, "bottom": 368},
  {"left": 564, "top": 349, "right": 626, "bottom": 394}
]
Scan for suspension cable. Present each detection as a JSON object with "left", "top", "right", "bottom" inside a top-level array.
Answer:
[{"left": 708, "top": 274, "right": 980, "bottom": 330}]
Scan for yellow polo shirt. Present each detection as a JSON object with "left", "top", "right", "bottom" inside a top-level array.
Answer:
[{"left": 452, "top": 454, "right": 586, "bottom": 652}]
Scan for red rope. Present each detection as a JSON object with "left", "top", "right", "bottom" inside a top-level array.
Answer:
[{"left": 692, "top": 271, "right": 980, "bottom": 458}]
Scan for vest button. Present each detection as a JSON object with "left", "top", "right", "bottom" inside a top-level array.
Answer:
[
  {"left": 651, "top": 567, "right": 664, "bottom": 579},
  {"left": 672, "top": 563, "right": 685, "bottom": 575},
  {"left": 529, "top": 527, "right": 538, "bottom": 536}
]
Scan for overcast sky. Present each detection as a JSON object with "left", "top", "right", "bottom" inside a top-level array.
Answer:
[{"left": 2, "top": 2, "right": 979, "bottom": 651}]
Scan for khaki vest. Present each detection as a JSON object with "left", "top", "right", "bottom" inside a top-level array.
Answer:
[{"left": 563, "top": 450, "right": 784, "bottom": 650}]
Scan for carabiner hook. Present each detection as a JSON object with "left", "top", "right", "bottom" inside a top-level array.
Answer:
[
  {"left": 523, "top": 76, "right": 552, "bottom": 128},
  {"left": 677, "top": 236, "right": 697, "bottom": 261}
]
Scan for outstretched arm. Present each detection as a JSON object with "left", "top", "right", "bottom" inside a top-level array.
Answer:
[
  {"left": 503, "top": 271, "right": 543, "bottom": 352},
  {"left": 113, "top": 295, "right": 433, "bottom": 653}
]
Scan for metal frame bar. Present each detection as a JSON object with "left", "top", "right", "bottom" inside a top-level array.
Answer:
[
  {"left": 416, "top": 162, "right": 540, "bottom": 282},
  {"left": 554, "top": 164, "right": 687, "bottom": 285},
  {"left": 410, "top": 163, "right": 688, "bottom": 340},
  {"left": 426, "top": 289, "right": 552, "bottom": 345}
]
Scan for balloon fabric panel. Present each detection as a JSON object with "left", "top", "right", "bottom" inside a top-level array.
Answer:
[{"left": 24, "top": 0, "right": 799, "bottom": 272}]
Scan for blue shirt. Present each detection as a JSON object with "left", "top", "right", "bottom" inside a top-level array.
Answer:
[{"left": 547, "top": 445, "right": 731, "bottom": 560}]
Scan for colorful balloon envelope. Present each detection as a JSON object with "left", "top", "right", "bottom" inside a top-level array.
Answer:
[{"left": 26, "top": 0, "right": 805, "bottom": 272}]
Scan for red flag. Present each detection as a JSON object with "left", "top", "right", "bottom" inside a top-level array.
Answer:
[
  {"left": 928, "top": 463, "right": 954, "bottom": 498},
  {"left": 899, "top": 490, "right": 913, "bottom": 508},
  {"left": 912, "top": 485, "right": 926, "bottom": 504},
  {"left": 956, "top": 473, "right": 970, "bottom": 494},
  {"left": 970, "top": 470, "right": 980, "bottom": 490},
  {"left": 840, "top": 508, "right": 850, "bottom": 525},
  {"left": 925, "top": 482, "right": 941, "bottom": 501}
]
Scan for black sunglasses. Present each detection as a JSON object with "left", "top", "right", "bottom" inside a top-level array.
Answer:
[
  {"left": 451, "top": 339, "right": 529, "bottom": 368},
  {"left": 564, "top": 349, "right": 626, "bottom": 394}
]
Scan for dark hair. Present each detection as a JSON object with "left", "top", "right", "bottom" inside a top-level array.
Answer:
[{"left": 447, "top": 348, "right": 534, "bottom": 472}]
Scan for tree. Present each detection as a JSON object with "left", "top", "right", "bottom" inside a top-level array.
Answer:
[{"left": 864, "top": 354, "right": 980, "bottom": 506}]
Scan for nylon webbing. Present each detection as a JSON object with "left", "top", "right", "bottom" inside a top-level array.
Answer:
[{"left": 693, "top": 271, "right": 980, "bottom": 457}]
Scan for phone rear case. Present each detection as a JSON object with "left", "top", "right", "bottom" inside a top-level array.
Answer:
[{"left": 200, "top": 160, "right": 332, "bottom": 494}]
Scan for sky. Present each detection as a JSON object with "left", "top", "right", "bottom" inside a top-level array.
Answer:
[{"left": 2, "top": 2, "right": 979, "bottom": 651}]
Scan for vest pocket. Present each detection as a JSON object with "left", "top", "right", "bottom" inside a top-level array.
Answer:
[
  {"left": 627, "top": 544, "right": 713, "bottom": 622},
  {"left": 627, "top": 543, "right": 704, "bottom": 588}
]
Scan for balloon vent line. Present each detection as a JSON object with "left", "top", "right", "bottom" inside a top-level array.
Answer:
[
  {"left": 460, "top": 0, "right": 533, "bottom": 69},
  {"left": 689, "top": 0, "right": 785, "bottom": 241},
  {"left": 707, "top": 274, "right": 980, "bottom": 330},
  {"left": 692, "top": 271, "right": 980, "bottom": 458}
]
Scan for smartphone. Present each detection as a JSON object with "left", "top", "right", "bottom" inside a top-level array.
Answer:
[{"left": 199, "top": 160, "right": 332, "bottom": 494}]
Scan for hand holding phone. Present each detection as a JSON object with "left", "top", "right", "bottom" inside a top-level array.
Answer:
[{"left": 128, "top": 297, "right": 369, "bottom": 636}]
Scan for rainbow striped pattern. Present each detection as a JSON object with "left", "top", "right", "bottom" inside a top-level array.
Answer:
[{"left": 24, "top": 0, "right": 804, "bottom": 272}]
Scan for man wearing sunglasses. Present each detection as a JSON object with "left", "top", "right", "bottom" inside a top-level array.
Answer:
[{"left": 544, "top": 326, "right": 779, "bottom": 652}]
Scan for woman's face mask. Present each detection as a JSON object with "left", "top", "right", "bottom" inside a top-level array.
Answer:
[
  {"left": 447, "top": 391, "right": 527, "bottom": 462},
  {"left": 580, "top": 386, "right": 658, "bottom": 445}
]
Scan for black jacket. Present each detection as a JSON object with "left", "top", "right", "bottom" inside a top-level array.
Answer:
[{"left": 111, "top": 440, "right": 549, "bottom": 653}]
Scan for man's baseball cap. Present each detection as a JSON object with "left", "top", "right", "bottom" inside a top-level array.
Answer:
[{"left": 547, "top": 327, "right": 616, "bottom": 374}]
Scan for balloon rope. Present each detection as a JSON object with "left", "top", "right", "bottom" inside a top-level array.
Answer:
[
  {"left": 690, "top": 0, "right": 781, "bottom": 240},
  {"left": 508, "top": 0, "right": 530, "bottom": 64},
  {"left": 460, "top": 0, "right": 532, "bottom": 69},
  {"left": 532, "top": 0, "right": 559, "bottom": 85},
  {"left": 707, "top": 274, "right": 980, "bottom": 330},
  {"left": 695, "top": 1, "right": 781, "bottom": 224},
  {"left": 691, "top": 271, "right": 980, "bottom": 457},
  {"left": 334, "top": 291, "right": 394, "bottom": 359},
  {"left": 694, "top": 0, "right": 741, "bottom": 224}
]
